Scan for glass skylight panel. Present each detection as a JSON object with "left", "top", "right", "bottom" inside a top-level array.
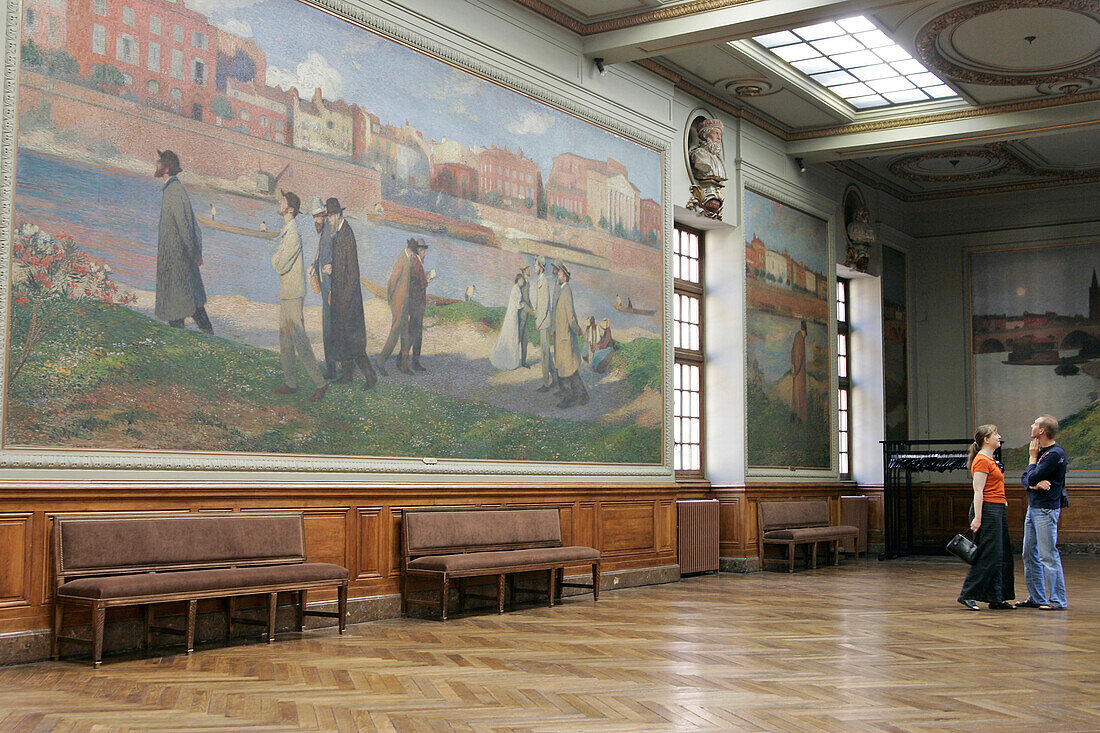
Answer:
[
  {"left": 791, "top": 57, "right": 839, "bottom": 75},
  {"left": 773, "top": 43, "right": 820, "bottom": 62},
  {"left": 749, "top": 14, "right": 960, "bottom": 109},
  {"left": 794, "top": 21, "right": 844, "bottom": 40}
]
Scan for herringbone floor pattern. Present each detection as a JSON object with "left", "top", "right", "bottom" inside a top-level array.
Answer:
[{"left": 2, "top": 556, "right": 1098, "bottom": 732}]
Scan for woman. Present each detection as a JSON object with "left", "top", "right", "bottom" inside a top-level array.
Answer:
[
  {"left": 958, "top": 424, "right": 1015, "bottom": 610},
  {"left": 490, "top": 273, "right": 524, "bottom": 370}
]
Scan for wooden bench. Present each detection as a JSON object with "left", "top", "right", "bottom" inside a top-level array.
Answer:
[
  {"left": 757, "top": 500, "right": 860, "bottom": 572},
  {"left": 52, "top": 513, "right": 348, "bottom": 666},
  {"left": 401, "top": 507, "right": 600, "bottom": 620}
]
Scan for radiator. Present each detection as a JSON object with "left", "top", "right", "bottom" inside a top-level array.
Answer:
[{"left": 677, "top": 499, "right": 720, "bottom": 574}]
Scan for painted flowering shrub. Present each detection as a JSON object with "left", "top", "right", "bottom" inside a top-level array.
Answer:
[{"left": 8, "top": 225, "right": 136, "bottom": 384}]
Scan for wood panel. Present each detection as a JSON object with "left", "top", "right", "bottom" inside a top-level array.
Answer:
[
  {"left": 657, "top": 500, "right": 674, "bottom": 552},
  {"left": 356, "top": 508, "right": 385, "bottom": 581},
  {"left": 600, "top": 503, "right": 655, "bottom": 554},
  {"left": 0, "top": 514, "right": 32, "bottom": 609}
]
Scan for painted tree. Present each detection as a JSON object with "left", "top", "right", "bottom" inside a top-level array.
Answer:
[{"left": 8, "top": 226, "right": 136, "bottom": 385}]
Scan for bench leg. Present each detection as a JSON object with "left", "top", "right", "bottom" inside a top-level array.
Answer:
[
  {"left": 144, "top": 605, "right": 153, "bottom": 651},
  {"left": 497, "top": 574, "right": 506, "bottom": 614},
  {"left": 547, "top": 569, "right": 555, "bottom": 607},
  {"left": 834, "top": 540, "right": 841, "bottom": 566},
  {"left": 811, "top": 542, "right": 818, "bottom": 570},
  {"left": 592, "top": 563, "right": 600, "bottom": 601},
  {"left": 225, "top": 597, "right": 233, "bottom": 642},
  {"left": 787, "top": 544, "right": 795, "bottom": 573},
  {"left": 297, "top": 590, "right": 306, "bottom": 632},
  {"left": 52, "top": 601, "right": 63, "bottom": 660},
  {"left": 92, "top": 602, "right": 106, "bottom": 667},
  {"left": 338, "top": 584, "right": 347, "bottom": 633},
  {"left": 185, "top": 599, "right": 197, "bottom": 654},
  {"left": 440, "top": 576, "right": 450, "bottom": 621},
  {"left": 267, "top": 593, "right": 277, "bottom": 643}
]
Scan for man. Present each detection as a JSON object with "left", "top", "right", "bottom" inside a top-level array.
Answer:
[
  {"left": 553, "top": 261, "right": 588, "bottom": 408},
  {"left": 1016, "top": 414, "right": 1069, "bottom": 610},
  {"left": 307, "top": 197, "right": 337, "bottom": 380},
  {"left": 270, "top": 190, "right": 326, "bottom": 402},
  {"left": 378, "top": 238, "right": 430, "bottom": 375},
  {"left": 324, "top": 198, "right": 377, "bottom": 389},
  {"left": 517, "top": 264, "right": 533, "bottom": 367},
  {"left": 790, "top": 320, "right": 808, "bottom": 423},
  {"left": 533, "top": 256, "right": 557, "bottom": 392},
  {"left": 153, "top": 149, "right": 212, "bottom": 333}
]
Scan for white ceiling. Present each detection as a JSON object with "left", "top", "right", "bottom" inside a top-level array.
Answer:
[{"left": 515, "top": 0, "right": 1100, "bottom": 199}]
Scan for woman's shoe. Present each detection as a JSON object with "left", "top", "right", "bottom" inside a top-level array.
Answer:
[
  {"left": 957, "top": 598, "right": 980, "bottom": 611},
  {"left": 1014, "top": 599, "right": 1043, "bottom": 608},
  {"left": 988, "top": 601, "right": 1015, "bottom": 610}
]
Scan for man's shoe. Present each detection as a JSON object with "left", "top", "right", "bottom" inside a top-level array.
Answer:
[
  {"left": 272, "top": 385, "right": 298, "bottom": 394},
  {"left": 988, "top": 602, "right": 1015, "bottom": 610},
  {"left": 536, "top": 385, "right": 551, "bottom": 393},
  {"left": 411, "top": 362, "right": 426, "bottom": 372},
  {"left": 1014, "top": 599, "right": 1043, "bottom": 608},
  {"left": 308, "top": 385, "right": 327, "bottom": 402},
  {"left": 957, "top": 598, "right": 980, "bottom": 611}
]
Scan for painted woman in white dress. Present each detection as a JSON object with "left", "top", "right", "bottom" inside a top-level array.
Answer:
[{"left": 490, "top": 273, "right": 524, "bottom": 370}]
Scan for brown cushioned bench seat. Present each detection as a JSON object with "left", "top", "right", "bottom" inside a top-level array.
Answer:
[
  {"left": 53, "top": 513, "right": 348, "bottom": 666},
  {"left": 401, "top": 507, "right": 600, "bottom": 620},
  {"left": 757, "top": 500, "right": 860, "bottom": 572}
]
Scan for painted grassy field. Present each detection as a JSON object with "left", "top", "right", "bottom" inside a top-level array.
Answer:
[{"left": 4, "top": 299, "right": 662, "bottom": 463}]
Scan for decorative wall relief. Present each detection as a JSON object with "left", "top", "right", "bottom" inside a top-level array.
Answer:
[
  {"left": 3, "top": 0, "right": 666, "bottom": 471},
  {"left": 970, "top": 242, "right": 1100, "bottom": 470},
  {"left": 686, "top": 116, "right": 726, "bottom": 219},
  {"left": 744, "top": 189, "right": 831, "bottom": 469},
  {"left": 842, "top": 186, "right": 874, "bottom": 273}
]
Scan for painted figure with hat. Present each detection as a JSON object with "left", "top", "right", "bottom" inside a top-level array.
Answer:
[
  {"left": 687, "top": 117, "right": 727, "bottom": 220},
  {"left": 552, "top": 260, "right": 589, "bottom": 408},
  {"left": 153, "top": 149, "right": 212, "bottom": 333},
  {"left": 307, "top": 196, "right": 338, "bottom": 380},
  {"left": 490, "top": 271, "right": 527, "bottom": 371},
  {"left": 517, "top": 263, "right": 534, "bottom": 368},
  {"left": 533, "top": 255, "right": 558, "bottom": 392},
  {"left": 585, "top": 316, "right": 614, "bottom": 374},
  {"left": 324, "top": 197, "right": 378, "bottom": 389},
  {"left": 271, "top": 190, "right": 327, "bottom": 402},
  {"left": 379, "top": 237, "right": 431, "bottom": 374}
]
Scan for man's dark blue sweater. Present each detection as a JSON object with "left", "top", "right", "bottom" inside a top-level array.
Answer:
[{"left": 1021, "top": 442, "right": 1068, "bottom": 510}]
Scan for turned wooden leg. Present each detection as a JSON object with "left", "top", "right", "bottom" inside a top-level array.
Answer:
[
  {"left": 592, "top": 564, "right": 600, "bottom": 601},
  {"left": 267, "top": 593, "right": 277, "bottom": 643},
  {"left": 337, "top": 584, "right": 347, "bottom": 633},
  {"left": 185, "top": 599, "right": 197, "bottom": 654},
  {"left": 92, "top": 603, "right": 105, "bottom": 667},
  {"left": 547, "top": 569, "right": 555, "bottom": 607},
  {"left": 52, "top": 601, "right": 63, "bottom": 660},
  {"left": 225, "top": 597, "right": 234, "bottom": 642},
  {"left": 555, "top": 568, "right": 564, "bottom": 603},
  {"left": 297, "top": 590, "right": 306, "bottom": 632},
  {"left": 834, "top": 540, "right": 841, "bottom": 566},
  {"left": 144, "top": 605, "right": 153, "bottom": 651},
  {"left": 400, "top": 570, "right": 408, "bottom": 617},
  {"left": 440, "top": 577, "right": 450, "bottom": 621},
  {"left": 811, "top": 542, "right": 818, "bottom": 570},
  {"left": 497, "top": 574, "right": 506, "bottom": 614},
  {"left": 787, "top": 544, "right": 795, "bottom": 573}
]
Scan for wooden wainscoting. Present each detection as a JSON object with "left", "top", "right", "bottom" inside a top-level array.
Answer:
[{"left": 0, "top": 480, "right": 682, "bottom": 663}]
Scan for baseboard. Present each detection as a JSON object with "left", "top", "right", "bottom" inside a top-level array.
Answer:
[{"left": 719, "top": 556, "right": 761, "bottom": 573}]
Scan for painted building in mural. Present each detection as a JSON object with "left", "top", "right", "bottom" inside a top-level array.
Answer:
[
  {"left": 639, "top": 198, "right": 661, "bottom": 244},
  {"left": 21, "top": 0, "right": 67, "bottom": 50},
  {"left": 222, "top": 78, "right": 289, "bottom": 143},
  {"left": 289, "top": 86, "right": 354, "bottom": 158},
  {"left": 479, "top": 145, "right": 538, "bottom": 212}
]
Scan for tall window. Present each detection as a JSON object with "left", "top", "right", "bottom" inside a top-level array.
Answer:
[
  {"left": 673, "top": 224, "right": 704, "bottom": 475},
  {"left": 122, "top": 6, "right": 134, "bottom": 25},
  {"left": 91, "top": 24, "right": 106, "bottom": 55},
  {"left": 93, "top": 0, "right": 107, "bottom": 15},
  {"left": 837, "top": 277, "right": 851, "bottom": 478},
  {"left": 147, "top": 41, "right": 160, "bottom": 72},
  {"left": 150, "top": 16, "right": 161, "bottom": 35},
  {"left": 170, "top": 49, "right": 183, "bottom": 79}
]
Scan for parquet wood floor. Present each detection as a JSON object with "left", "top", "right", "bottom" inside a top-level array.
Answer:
[{"left": 2, "top": 556, "right": 1098, "bottom": 732}]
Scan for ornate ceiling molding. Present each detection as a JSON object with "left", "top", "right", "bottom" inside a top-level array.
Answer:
[
  {"left": 510, "top": 0, "right": 757, "bottom": 36},
  {"left": 915, "top": 0, "right": 1100, "bottom": 86}
]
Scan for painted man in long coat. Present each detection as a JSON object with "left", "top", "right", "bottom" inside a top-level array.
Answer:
[
  {"left": 517, "top": 264, "right": 533, "bottom": 367},
  {"left": 534, "top": 256, "right": 557, "bottom": 392},
  {"left": 154, "top": 149, "right": 212, "bottom": 333},
  {"left": 325, "top": 198, "right": 377, "bottom": 389},
  {"left": 790, "top": 320, "right": 808, "bottom": 423},
  {"left": 307, "top": 196, "right": 337, "bottom": 380},
  {"left": 378, "top": 238, "right": 429, "bottom": 374},
  {"left": 553, "top": 261, "right": 588, "bottom": 408}
]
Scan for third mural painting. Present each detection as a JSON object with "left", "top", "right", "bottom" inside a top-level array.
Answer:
[{"left": 744, "top": 189, "right": 830, "bottom": 470}]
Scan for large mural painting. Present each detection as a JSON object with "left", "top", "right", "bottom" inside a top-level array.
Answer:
[
  {"left": 971, "top": 243, "right": 1100, "bottom": 470},
  {"left": 744, "top": 189, "right": 830, "bottom": 469},
  {"left": 5, "top": 0, "right": 664, "bottom": 466}
]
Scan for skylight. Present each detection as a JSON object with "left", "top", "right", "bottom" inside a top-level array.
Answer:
[{"left": 751, "top": 16, "right": 958, "bottom": 109}]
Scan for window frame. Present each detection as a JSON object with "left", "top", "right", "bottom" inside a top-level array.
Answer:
[
  {"left": 836, "top": 276, "right": 852, "bottom": 479},
  {"left": 673, "top": 223, "right": 705, "bottom": 479}
]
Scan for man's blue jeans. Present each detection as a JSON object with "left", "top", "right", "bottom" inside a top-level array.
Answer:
[{"left": 1022, "top": 507, "right": 1067, "bottom": 607}]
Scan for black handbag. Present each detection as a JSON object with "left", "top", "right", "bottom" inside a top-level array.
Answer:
[{"left": 946, "top": 532, "right": 978, "bottom": 564}]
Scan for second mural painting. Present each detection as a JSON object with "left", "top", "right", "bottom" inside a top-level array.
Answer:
[{"left": 744, "top": 189, "right": 830, "bottom": 469}]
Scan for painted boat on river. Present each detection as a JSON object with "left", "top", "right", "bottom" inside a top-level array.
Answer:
[{"left": 197, "top": 215, "right": 279, "bottom": 241}]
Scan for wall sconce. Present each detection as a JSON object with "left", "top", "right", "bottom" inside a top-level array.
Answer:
[
  {"left": 795, "top": 157, "right": 806, "bottom": 173},
  {"left": 594, "top": 57, "right": 607, "bottom": 76}
]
